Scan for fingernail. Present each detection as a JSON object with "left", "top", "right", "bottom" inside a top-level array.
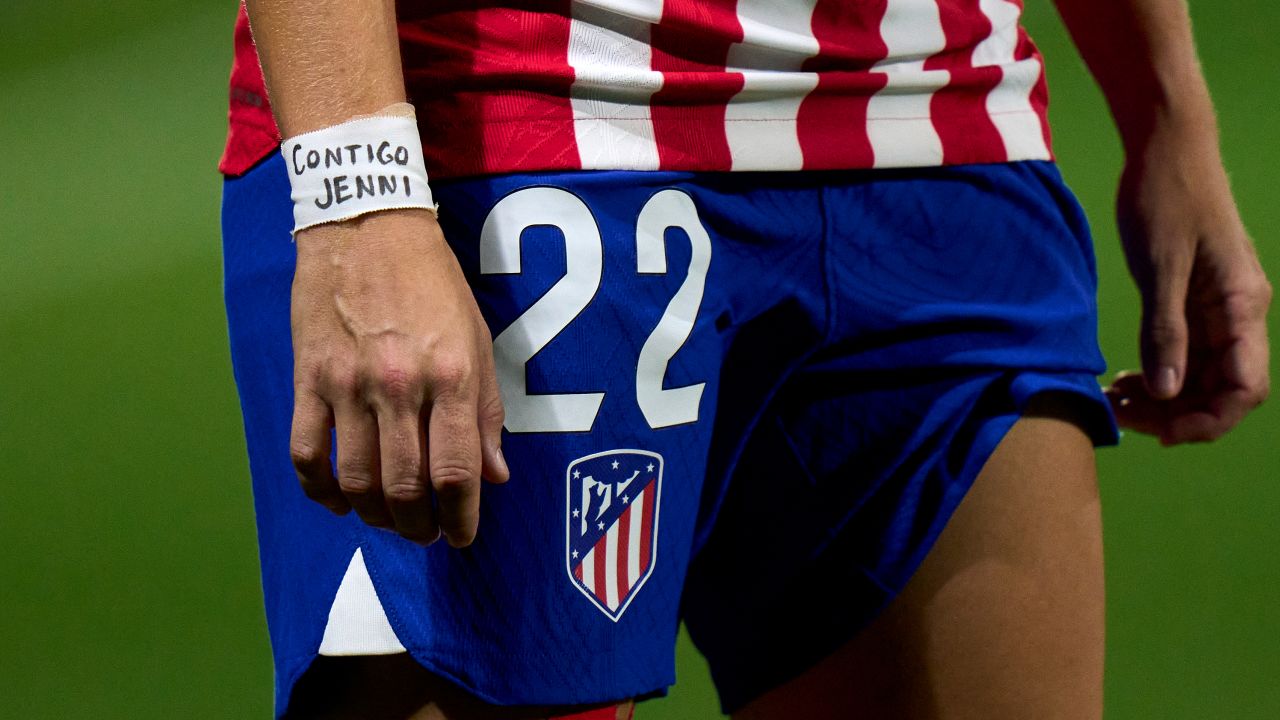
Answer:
[{"left": 1156, "top": 366, "right": 1178, "bottom": 398}]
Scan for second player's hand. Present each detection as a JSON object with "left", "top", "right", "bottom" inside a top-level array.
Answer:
[
  {"left": 1106, "top": 124, "right": 1271, "bottom": 445},
  {"left": 289, "top": 209, "right": 509, "bottom": 546}
]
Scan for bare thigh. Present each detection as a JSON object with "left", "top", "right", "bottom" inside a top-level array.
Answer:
[
  {"left": 734, "top": 395, "right": 1105, "bottom": 720},
  {"left": 285, "top": 654, "right": 634, "bottom": 720}
]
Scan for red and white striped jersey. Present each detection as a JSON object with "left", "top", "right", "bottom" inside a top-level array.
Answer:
[{"left": 219, "top": 0, "right": 1053, "bottom": 179}]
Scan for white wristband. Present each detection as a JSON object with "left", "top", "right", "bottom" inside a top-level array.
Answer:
[{"left": 281, "top": 114, "right": 436, "bottom": 234}]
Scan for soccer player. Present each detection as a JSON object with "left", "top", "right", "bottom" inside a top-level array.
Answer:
[{"left": 219, "top": 0, "right": 1270, "bottom": 718}]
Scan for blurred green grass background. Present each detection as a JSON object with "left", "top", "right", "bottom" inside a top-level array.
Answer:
[{"left": 0, "top": 1, "right": 1275, "bottom": 717}]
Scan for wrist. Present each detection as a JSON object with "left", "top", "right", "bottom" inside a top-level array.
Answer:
[
  {"left": 282, "top": 109, "right": 436, "bottom": 235},
  {"left": 296, "top": 207, "right": 444, "bottom": 252},
  {"left": 1115, "top": 86, "right": 1219, "bottom": 160},
  {"left": 1119, "top": 120, "right": 1230, "bottom": 200}
]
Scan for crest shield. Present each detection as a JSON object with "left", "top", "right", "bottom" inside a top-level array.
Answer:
[{"left": 565, "top": 449, "right": 663, "bottom": 621}]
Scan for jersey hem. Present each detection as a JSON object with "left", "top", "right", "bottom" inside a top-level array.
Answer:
[{"left": 223, "top": 108, "right": 1051, "bottom": 180}]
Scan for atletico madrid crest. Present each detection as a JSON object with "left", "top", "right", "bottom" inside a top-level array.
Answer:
[{"left": 566, "top": 449, "right": 662, "bottom": 621}]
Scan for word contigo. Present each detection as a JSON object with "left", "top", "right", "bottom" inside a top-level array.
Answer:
[
  {"left": 282, "top": 113, "right": 434, "bottom": 233},
  {"left": 291, "top": 141, "right": 416, "bottom": 209}
]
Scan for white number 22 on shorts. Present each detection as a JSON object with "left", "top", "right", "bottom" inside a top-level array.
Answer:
[{"left": 480, "top": 188, "right": 711, "bottom": 434}]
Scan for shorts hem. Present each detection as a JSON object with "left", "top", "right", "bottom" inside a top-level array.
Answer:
[
  {"left": 275, "top": 648, "right": 669, "bottom": 719},
  {"left": 710, "top": 372, "right": 1117, "bottom": 714}
]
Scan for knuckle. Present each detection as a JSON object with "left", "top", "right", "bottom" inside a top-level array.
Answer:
[
  {"left": 431, "top": 464, "right": 476, "bottom": 497},
  {"left": 1145, "top": 244, "right": 1191, "bottom": 279},
  {"left": 1249, "top": 383, "right": 1269, "bottom": 408},
  {"left": 1192, "top": 420, "right": 1230, "bottom": 444},
  {"left": 383, "top": 478, "right": 427, "bottom": 504},
  {"left": 1199, "top": 429, "right": 1226, "bottom": 444},
  {"left": 428, "top": 354, "right": 474, "bottom": 389},
  {"left": 371, "top": 360, "right": 421, "bottom": 402},
  {"left": 1202, "top": 418, "right": 1227, "bottom": 438},
  {"left": 289, "top": 440, "right": 327, "bottom": 472},
  {"left": 326, "top": 364, "right": 361, "bottom": 396},
  {"left": 1221, "top": 289, "right": 1262, "bottom": 322},
  {"left": 337, "top": 469, "right": 377, "bottom": 496},
  {"left": 480, "top": 393, "right": 506, "bottom": 430},
  {"left": 1144, "top": 316, "right": 1185, "bottom": 348},
  {"left": 294, "top": 356, "right": 327, "bottom": 386},
  {"left": 1220, "top": 278, "right": 1273, "bottom": 320},
  {"left": 1169, "top": 428, "right": 1212, "bottom": 446}
]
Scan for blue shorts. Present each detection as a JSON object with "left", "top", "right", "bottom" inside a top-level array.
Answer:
[{"left": 222, "top": 155, "right": 1118, "bottom": 717}]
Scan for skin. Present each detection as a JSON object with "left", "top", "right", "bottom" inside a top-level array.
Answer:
[
  {"left": 247, "top": 0, "right": 510, "bottom": 548},
  {"left": 287, "top": 211, "right": 506, "bottom": 545},
  {"left": 739, "top": 1, "right": 1272, "bottom": 716},
  {"left": 736, "top": 396, "right": 1105, "bottom": 719},
  {"left": 243, "top": 0, "right": 1270, "bottom": 716},
  {"left": 1052, "top": 0, "right": 1272, "bottom": 441}
]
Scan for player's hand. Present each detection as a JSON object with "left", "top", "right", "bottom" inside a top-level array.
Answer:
[
  {"left": 1106, "top": 126, "right": 1271, "bottom": 445},
  {"left": 289, "top": 209, "right": 509, "bottom": 546}
]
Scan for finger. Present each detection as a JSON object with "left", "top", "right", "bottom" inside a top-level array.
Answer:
[
  {"left": 1139, "top": 253, "right": 1192, "bottom": 400},
  {"left": 334, "top": 402, "right": 394, "bottom": 529},
  {"left": 1163, "top": 339, "right": 1266, "bottom": 447},
  {"left": 476, "top": 331, "right": 509, "bottom": 485},
  {"left": 1226, "top": 344, "right": 1271, "bottom": 404},
  {"left": 290, "top": 388, "right": 350, "bottom": 514},
  {"left": 1160, "top": 409, "right": 1239, "bottom": 446},
  {"left": 1218, "top": 303, "right": 1271, "bottom": 409},
  {"left": 428, "top": 383, "right": 483, "bottom": 548},
  {"left": 1160, "top": 305, "right": 1269, "bottom": 446},
  {"left": 376, "top": 406, "right": 440, "bottom": 545},
  {"left": 1106, "top": 372, "right": 1168, "bottom": 437}
]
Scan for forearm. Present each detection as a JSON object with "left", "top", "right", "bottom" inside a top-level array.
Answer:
[
  {"left": 244, "top": 0, "right": 405, "bottom": 137},
  {"left": 1052, "top": 0, "right": 1218, "bottom": 156},
  {"left": 1060, "top": 3, "right": 1271, "bottom": 427}
]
